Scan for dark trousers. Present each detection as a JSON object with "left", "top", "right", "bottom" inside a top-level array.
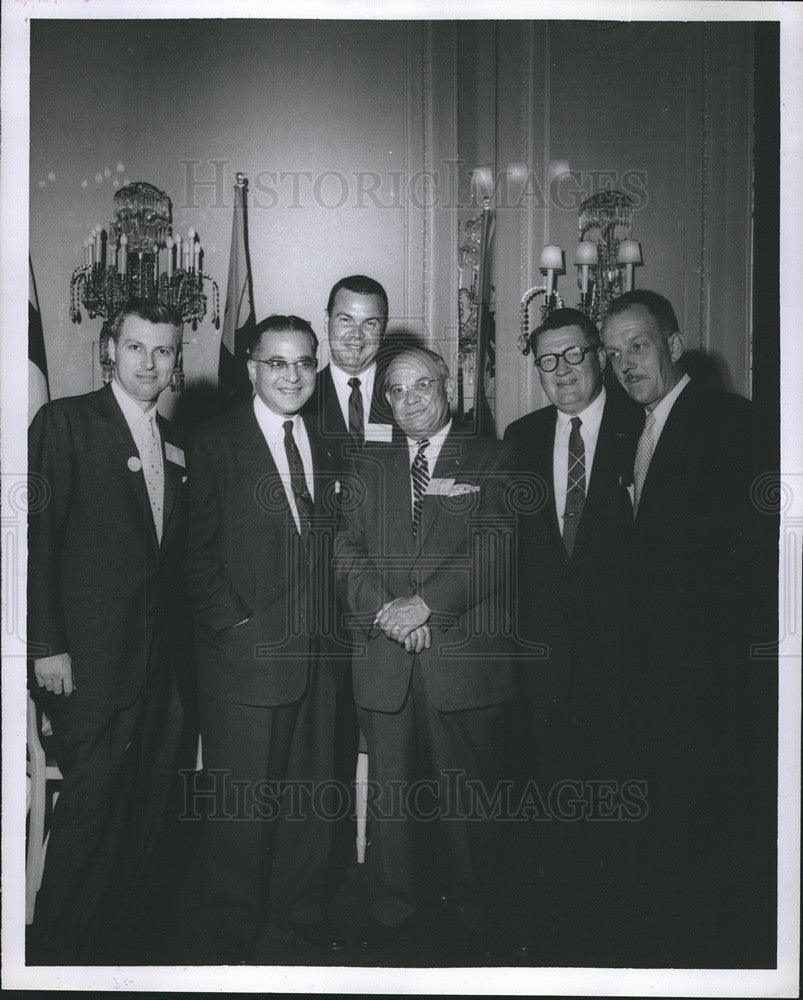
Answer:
[
  {"left": 357, "top": 664, "right": 506, "bottom": 932},
  {"left": 197, "top": 657, "right": 335, "bottom": 951},
  {"left": 29, "top": 651, "right": 182, "bottom": 965}
]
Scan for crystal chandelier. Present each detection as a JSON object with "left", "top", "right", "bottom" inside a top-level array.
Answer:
[
  {"left": 519, "top": 190, "right": 642, "bottom": 355},
  {"left": 69, "top": 181, "right": 220, "bottom": 388}
]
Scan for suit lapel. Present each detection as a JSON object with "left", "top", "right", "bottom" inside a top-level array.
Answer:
[
  {"left": 158, "top": 415, "right": 183, "bottom": 545},
  {"left": 386, "top": 441, "right": 417, "bottom": 555},
  {"left": 636, "top": 380, "right": 692, "bottom": 519},
  {"left": 96, "top": 385, "right": 160, "bottom": 549},
  {"left": 533, "top": 410, "right": 563, "bottom": 552},
  {"left": 571, "top": 399, "right": 616, "bottom": 560},
  {"left": 416, "top": 431, "right": 464, "bottom": 553},
  {"left": 235, "top": 405, "right": 299, "bottom": 535}
]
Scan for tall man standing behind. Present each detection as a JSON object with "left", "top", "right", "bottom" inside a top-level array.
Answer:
[
  {"left": 335, "top": 347, "right": 516, "bottom": 960},
  {"left": 184, "top": 315, "right": 341, "bottom": 962},
  {"left": 27, "top": 299, "right": 189, "bottom": 964},
  {"left": 601, "top": 290, "right": 777, "bottom": 964},
  {"left": 503, "top": 308, "right": 641, "bottom": 950}
]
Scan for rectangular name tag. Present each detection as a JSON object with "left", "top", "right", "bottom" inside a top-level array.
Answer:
[
  {"left": 425, "top": 478, "right": 455, "bottom": 496},
  {"left": 365, "top": 423, "right": 393, "bottom": 443},
  {"left": 165, "top": 442, "right": 186, "bottom": 468}
]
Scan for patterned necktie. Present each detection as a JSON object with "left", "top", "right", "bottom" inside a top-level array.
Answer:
[
  {"left": 141, "top": 413, "right": 164, "bottom": 542},
  {"left": 283, "top": 419, "right": 314, "bottom": 533},
  {"left": 562, "top": 415, "right": 585, "bottom": 556},
  {"left": 411, "top": 438, "right": 430, "bottom": 535},
  {"left": 347, "top": 376, "right": 364, "bottom": 444},
  {"left": 633, "top": 411, "right": 656, "bottom": 517}
]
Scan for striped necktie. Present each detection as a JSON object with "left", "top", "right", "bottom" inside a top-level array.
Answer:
[
  {"left": 562, "top": 415, "right": 585, "bottom": 556},
  {"left": 411, "top": 438, "right": 430, "bottom": 535}
]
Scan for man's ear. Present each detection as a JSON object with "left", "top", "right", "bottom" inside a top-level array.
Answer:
[
  {"left": 444, "top": 377, "right": 456, "bottom": 403},
  {"left": 596, "top": 345, "right": 606, "bottom": 369},
  {"left": 669, "top": 331, "right": 685, "bottom": 362},
  {"left": 107, "top": 337, "right": 117, "bottom": 365}
]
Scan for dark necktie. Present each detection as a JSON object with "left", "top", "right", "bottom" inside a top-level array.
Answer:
[
  {"left": 562, "top": 415, "right": 585, "bottom": 556},
  {"left": 348, "top": 376, "right": 364, "bottom": 444},
  {"left": 411, "top": 438, "right": 430, "bottom": 535},
  {"left": 283, "top": 419, "right": 313, "bottom": 533}
]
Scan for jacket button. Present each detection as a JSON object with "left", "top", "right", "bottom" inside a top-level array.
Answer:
[{"left": 409, "top": 579, "right": 417, "bottom": 590}]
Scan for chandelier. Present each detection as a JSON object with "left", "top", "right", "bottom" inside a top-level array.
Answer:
[
  {"left": 69, "top": 181, "right": 220, "bottom": 388},
  {"left": 519, "top": 190, "right": 642, "bottom": 355}
]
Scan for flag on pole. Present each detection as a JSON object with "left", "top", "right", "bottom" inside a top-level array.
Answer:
[
  {"left": 29, "top": 255, "right": 50, "bottom": 425},
  {"left": 471, "top": 205, "right": 496, "bottom": 437},
  {"left": 218, "top": 172, "right": 256, "bottom": 408}
]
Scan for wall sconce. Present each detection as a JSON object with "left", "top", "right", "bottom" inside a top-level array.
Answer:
[{"left": 519, "top": 190, "right": 643, "bottom": 355}]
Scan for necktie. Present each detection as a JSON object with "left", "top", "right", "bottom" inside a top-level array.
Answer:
[
  {"left": 141, "top": 414, "right": 164, "bottom": 542},
  {"left": 562, "top": 416, "right": 585, "bottom": 556},
  {"left": 347, "top": 377, "right": 364, "bottom": 444},
  {"left": 283, "top": 419, "right": 314, "bottom": 533},
  {"left": 411, "top": 438, "right": 430, "bottom": 535},
  {"left": 633, "top": 411, "right": 656, "bottom": 517}
]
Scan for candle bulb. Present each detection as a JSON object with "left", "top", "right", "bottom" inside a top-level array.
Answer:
[
  {"left": 109, "top": 242, "right": 116, "bottom": 270},
  {"left": 623, "top": 263, "right": 634, "bottom": 292},
  {"left": 174, "top": 233, "right": 182, "bottom": 271},
  {"left": 193, "top": 240, "right": 200, "bottom": 275},
  {"left": 153, "top": 243, "right": 159, "bottom": 286},
  {"left": 84, "top": 239, "right": 90, "bottom": 267},
  {"left": 546, "top": 269, "right": 554, "bottom": 298},
  {"left": 166, "top": 237, "right": 174, "bottom": 278},
  {"left": 187, "top": 229, "right": 196, "bottom": 273},
  {"left": 119, "top": 234, "right": 128, "bottom": 277},
  {"left": 581, "top": 264, "right": 589, "bottom": 296},
  {"left": 95, "top": 227, "right": 102, "bottom": 263}
]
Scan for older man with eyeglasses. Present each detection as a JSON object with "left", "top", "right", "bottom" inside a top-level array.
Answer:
[
  {"left": 334, "top": 346, "right": 517, "bottom": 961},
  {"left": 184, "top": 315, "right": 344, "bottom": 961},
  {"left": 502, "top": 307, "right": 642, "bottom": 956}
]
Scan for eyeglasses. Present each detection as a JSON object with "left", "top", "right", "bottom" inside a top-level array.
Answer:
[
  {"left": 251, "top": 358, "right": 317, "bottom": 375},
  {"left": 386, "top": 376, "right": 444, "bottom": 401},
  {"left": 534, "top": 344, "right": 597, "bottom": 373}
]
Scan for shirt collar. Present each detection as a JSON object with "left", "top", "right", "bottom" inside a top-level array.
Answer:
[
  {"left": 648, "top": 372, "right": 690, "bottom": 430},
  {"left": 555, "top": 386, "right": 606, "bottom": 432},
  {"left": 111, "top": 378, "right": 158, "bottom": 428},
  {"left": 253, "top": 394, "right": 301, "bottom": 444},
  {"left": 406, "top": 418, "right": 452, "bottom": 459},
  {"left": 330, "top": 360, "right": 376, "bottom": 393}
]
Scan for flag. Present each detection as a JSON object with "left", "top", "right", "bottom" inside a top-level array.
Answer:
[
  {"left": 471, "top": 206, "right": 496, "bottom": 437},
  {"left": 29, "top": 255, "right": 50, "bottom": 425},
  {"left": 218, "top": 174, "right": 256, "bottom": 408}
]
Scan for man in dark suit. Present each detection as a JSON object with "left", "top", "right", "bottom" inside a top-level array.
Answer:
[
  {"left": 307, "top": 274, "right": 395, "bottom": 450},
  {"left": 334, "top": 347, "right": 516, "bottom": 960},
  {"left": 183, "top": 315, "right": 341, "bottom": 962},
  {"left": 27, "top": 299, "right": 189, "bottom": 964},
  {"left": 502, "top": 308, "right": 642, "bottom": 950},
  {"left": 303, "top": 274, "right": 397, "bottom": 876},
  {"left": 601, "top": 290, "right": 777, "bottom": 964}
]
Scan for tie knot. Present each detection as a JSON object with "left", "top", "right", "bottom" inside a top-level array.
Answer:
[
  {"left": 283, "top": 419, "right": 294, "bottom": 435},
  {"left": 643, "top": 411, "right": 655, "bottom": 428},
  {"left": 416, "top": 438, "right": 430, "bottom": 455},
  {"left": 570, "top": 416, "right": 582, "bottom": 432},
  {"left": 348, "top": 377, "right": 361, "bottom": 390}
]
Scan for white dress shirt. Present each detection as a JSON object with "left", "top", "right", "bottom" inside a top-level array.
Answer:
[
  {"left": 329, "top": 361, "right": 377, "bottom": 433},
  {"left": 553, "top": 387, "right": 606, "bottom": 536},
  {"left": 112, "top": 378, "right": 161, "bottom": 456},
  {"left": 253, "top": 396, "right": 314, "bottom": 533},
  {"left": 405, "top": 419, "right": 452, "bottom": 521},
  {"left": 647, "top": 372, "right": 690, "bottom": 446},
  {"left": 112, "top": 379, "right": 164, "bottom": 539}
]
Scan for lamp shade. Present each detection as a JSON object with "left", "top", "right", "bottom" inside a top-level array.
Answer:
[
  {"left": 575, "top": 240, "right": 598, "bottom": 266},
  {"left": 539, "top": 245, "right": 564, "bottom": 271},
  {"left": 617, "top": 238, "right": 642, "bottom": 264}
]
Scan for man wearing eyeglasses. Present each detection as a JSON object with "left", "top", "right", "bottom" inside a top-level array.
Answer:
[
  {"left": 502, "top": 307, "right": 641, "bottom": 955},
  {"left": 184, "top": 315, "right": 342, "bottom": 961},
  {"left": 334, "top": 347, "right": 516, "bottom": 961}
]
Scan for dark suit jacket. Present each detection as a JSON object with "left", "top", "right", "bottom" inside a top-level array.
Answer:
[
  {"left": 183, "top": 401, "right": 340, "bottom": 707},
  {"left": 631, "top": 379, "right": 776, "bottom": 683},
  {"left": 302, "top": 361, "right": 398, "bottom": 465},
  {"left": 27, "top": 384, "right": 191, "bottom": 709},
  {"left": 334, "top": 428, "right": 517, "bottom": 714},
  {"left": 503, "top": 389, "right": 641, "bottom": 716}
]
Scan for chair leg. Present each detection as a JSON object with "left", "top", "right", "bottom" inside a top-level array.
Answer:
[
  {"left": 26, "top": 771, "right": 45, "bottom": 925},
  {"left": 355, "top": 750, "right": 368, "bottom": 864}
]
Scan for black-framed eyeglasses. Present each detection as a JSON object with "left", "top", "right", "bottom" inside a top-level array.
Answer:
[
  {"left": 386, "top": 376, "right": 444, "bottom": 401},
  {"left": 534, "top": 344, "right": 597, "bottom": 373},
  {"left": 251, "top": 358, "right": 317, "bottom": 375}
]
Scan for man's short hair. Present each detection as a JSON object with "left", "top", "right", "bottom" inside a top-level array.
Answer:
[
  {"left": 108, "top": 299, "right": 182, "bottom": 344},
  {"left": 384, "top": 346, "right": 450, "bottom": 390},
  {"left": 248, "top": 314, "right": 319, "bottom": 356},
  {"left": 530, "top": 307, "right": 600, "bottom": 356},
  {"left": 605, "top": 290, "right": 680, "bottom": 336},
  {"left": 326, "top": 275, "right": 389, "bottom": 317}
]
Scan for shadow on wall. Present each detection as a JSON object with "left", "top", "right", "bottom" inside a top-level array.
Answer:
[{"left": 680, "top": 350, "right": 733, "bottom": 393}]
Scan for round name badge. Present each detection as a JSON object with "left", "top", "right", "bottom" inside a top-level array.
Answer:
[{"left": 127, "top": 456, "right": 142, "bottom": 472}]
